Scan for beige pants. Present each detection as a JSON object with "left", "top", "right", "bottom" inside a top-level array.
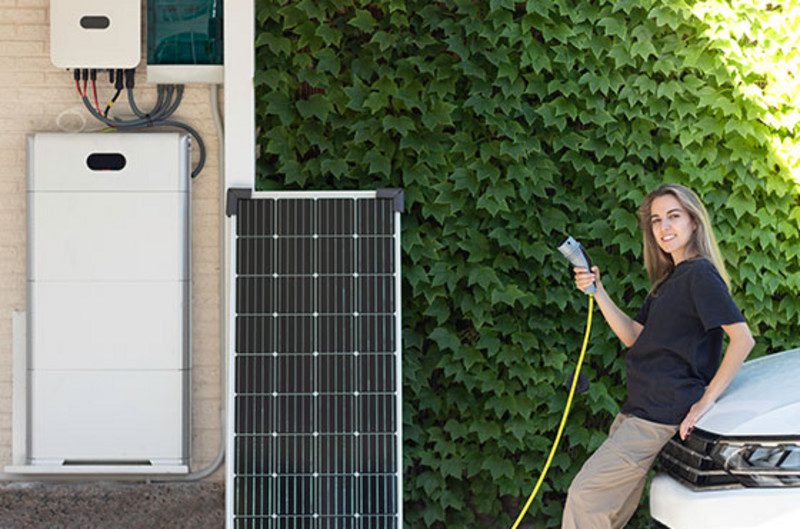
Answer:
[{"left": 561, "top": 413, "right": 679, "bottom": 529}]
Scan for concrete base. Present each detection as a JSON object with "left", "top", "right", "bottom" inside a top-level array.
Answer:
[
  {"left": 0, "top": 481, "right": 223, "bottom": 529},
  {"left": 5, "top": 465, "right": 189, "bottom": 475}
]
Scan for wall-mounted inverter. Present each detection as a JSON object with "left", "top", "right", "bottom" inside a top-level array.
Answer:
[
  {"left": 8, "top": 133, "right": 191, "bottom": 474},
  {"left": 50, "top": 0, "right": 142, "bottom": 69}
]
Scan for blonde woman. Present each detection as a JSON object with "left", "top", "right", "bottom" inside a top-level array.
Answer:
[{"left": 562, "top": 184, "right": 755, "bottom": 528}]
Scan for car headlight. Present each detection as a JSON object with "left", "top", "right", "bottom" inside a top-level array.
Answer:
[{"left": 711, "top": 440, "right": 800, "bottom": 487}]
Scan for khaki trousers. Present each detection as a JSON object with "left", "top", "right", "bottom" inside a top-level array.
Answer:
[{"left": 561, "top": 413, "right": 678, "bottom": 529}]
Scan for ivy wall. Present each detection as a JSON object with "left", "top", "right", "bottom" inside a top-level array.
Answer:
[{"left": 253, "top": 1, "right": 800, "bottom": 527}]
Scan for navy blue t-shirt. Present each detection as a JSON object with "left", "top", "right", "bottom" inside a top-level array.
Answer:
[{"left": 621, "top": 257, "right": 745, "bottom": 425}]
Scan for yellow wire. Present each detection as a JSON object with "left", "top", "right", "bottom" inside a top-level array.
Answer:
[{"left": 511, "top": 294, "right": 594, "bottom": 529}]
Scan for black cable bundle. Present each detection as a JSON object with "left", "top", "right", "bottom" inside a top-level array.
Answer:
[{"left": 80, "top": 68, "right": 206, "bottom": 178}]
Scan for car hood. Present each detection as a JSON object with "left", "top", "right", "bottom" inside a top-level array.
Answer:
[{"left": 696, "top": 347, "right": 800, "bottom": 437}]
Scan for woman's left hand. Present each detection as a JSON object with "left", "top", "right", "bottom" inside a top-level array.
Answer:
[{"left": 679, "top": 397, "right": 715, "bottom": 440}]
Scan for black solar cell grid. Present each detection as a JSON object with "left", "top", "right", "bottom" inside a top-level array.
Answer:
[{"left": 233, "top": 196, "right": 400, "bottom": 528}]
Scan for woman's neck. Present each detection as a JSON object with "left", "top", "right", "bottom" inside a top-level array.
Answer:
[{"left": 672, "top": 249, "right": 699, "bottom": 265}]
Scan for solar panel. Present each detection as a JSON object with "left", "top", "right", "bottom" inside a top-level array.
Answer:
[{"left": 227, "top": 191, "right": 403, "bottom": 529}]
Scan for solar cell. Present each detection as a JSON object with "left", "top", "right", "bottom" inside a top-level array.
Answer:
[{"left": 230, "top": 193, "right": 401, "bottom": 529}]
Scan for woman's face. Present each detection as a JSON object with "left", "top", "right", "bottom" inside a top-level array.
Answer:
[{"left": 649, "top": 194, "right": 697, "bottom": 262}]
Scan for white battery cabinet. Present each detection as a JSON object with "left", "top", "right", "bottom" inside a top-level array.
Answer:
[{"left": 10, "top": 133, "right": 190, "bottom": 475}]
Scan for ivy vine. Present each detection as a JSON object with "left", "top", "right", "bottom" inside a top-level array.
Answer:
[{"left": 254, "top": 1, "right": 800, "bottom": 527}]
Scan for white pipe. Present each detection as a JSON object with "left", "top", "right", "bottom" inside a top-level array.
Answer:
[
  {"left": 223, "top": 0, "right": 254, "bottom": 524},
  {"left": 223, "top": 0, "right": 254, "bottom": 189},
  {"left": 163, "top": 83, "right": 227, "bottom": 482}
]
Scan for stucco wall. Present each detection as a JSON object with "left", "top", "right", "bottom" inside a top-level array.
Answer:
[{"left": 0, "top": 0, "right": 224, "bottom": 479}]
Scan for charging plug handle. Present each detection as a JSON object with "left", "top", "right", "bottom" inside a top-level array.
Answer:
[{"left": 557, "top": 236, "right": 596, "bottom": 294}]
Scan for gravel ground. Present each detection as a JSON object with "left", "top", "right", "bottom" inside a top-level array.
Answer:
[{"left": 0, "top": 481, "right": 224, "bottom": 529}]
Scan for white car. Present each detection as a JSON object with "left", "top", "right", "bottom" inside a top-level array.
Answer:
[{"left": 650, "top": 347, "right": 800, "bottom": 529}]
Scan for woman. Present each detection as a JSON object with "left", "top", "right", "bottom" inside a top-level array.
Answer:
[{"left": 561, "top": 184, "right": 755, "bottom": 529}]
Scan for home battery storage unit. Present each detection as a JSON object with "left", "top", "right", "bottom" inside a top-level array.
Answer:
[{"left": 10, "top": 133, "right": 191, "bottom": 475}]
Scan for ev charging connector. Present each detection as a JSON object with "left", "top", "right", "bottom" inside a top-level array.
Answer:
[{"left": 557, "top": 236, "right": 596, "bottom": 294}]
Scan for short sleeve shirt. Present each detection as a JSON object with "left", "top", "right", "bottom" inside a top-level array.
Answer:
[{"left": 621, "top": 258, "right": 745, "bottom": 425}]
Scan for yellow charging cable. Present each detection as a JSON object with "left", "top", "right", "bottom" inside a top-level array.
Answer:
[{"left": 511, "top": 294, "right": 594, "bottom": 529}]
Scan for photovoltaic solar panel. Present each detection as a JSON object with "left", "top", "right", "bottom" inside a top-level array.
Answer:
[{"left": 229, "top": 193, "right": 402, "bottom": 529}]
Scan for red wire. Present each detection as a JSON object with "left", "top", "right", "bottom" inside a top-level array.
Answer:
[{"left": 74, "top": 79, "right": 84, "bottom": 97}]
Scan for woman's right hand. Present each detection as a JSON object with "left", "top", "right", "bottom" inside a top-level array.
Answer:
[{"left": 574, "top": 265, "right": 603, "bottom": 294}]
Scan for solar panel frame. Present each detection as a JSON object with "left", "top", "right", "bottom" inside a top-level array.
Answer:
[{"left": 226, "top": 191, "right": 403, "bottom": 529}]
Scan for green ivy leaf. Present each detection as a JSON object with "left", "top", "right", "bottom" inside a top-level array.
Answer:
[
  {"left": 295, "top": 94, "right": 332, "bottom": 121},
  {"left": 429, "top": 328, "right": 461, "bottom": 353},
  {"left": 320, "top": 158, "right": 347, "bottom": 178},
  {"left": 255, "top": 33, "right": 291, "bottom": 55},
  {"left": 649, "top": 6, "right": 682, "bottom": 30},
  {"left": 262, "top": 92, "right": 294, "bottom": 126},
  {"left": 314, "top": 48, "right": 340, "bottom": 74},
  {"left": 348, "top": 9, "right": 377, "bottom": 32},
  {"left": 382, "top": 115, "right": 416, "bottom": 136},
  {"left": 630, "top": 39, "right": 657, "bottom": 60},
  {"left": 598, "top": 17, "right": 626, "bottom": 39},
  {"left": 468, "top": 266, "right": 501, "bottom": 290},
  {"left": 471, "top": 421, "right": 501, "bottom": 443},
  {"left": 490, "top": 284, "right": 528, "bottom": 307},
  {"left": 364, "top": 148, "right": 391, "bottom": 177},
  {"left": 315, "top": 24, "right": 342, "bottom": 47},
  {"left": 481, "top": 453, "right": 514, "bottom": 480}
]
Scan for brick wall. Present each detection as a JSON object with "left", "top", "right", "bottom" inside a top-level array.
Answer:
[{"left": 0, "top": 0, "right": 224, "bottom": 478}]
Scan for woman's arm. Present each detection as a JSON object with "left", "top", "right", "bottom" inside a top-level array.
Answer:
[
  {"left": 679, "top": 321, "right": 756, "bottom": 439},
  {"left": 574, "top": 266, "right": 643, "bottom": 348}
]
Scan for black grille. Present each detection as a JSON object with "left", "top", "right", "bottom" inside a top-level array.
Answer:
[{"left": 655, "top": 429, "right": 740, "bottom": 489}]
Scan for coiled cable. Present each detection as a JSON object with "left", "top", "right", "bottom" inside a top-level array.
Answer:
[{"left": 79, "top": 88, "right": 206, "bottom": 178}]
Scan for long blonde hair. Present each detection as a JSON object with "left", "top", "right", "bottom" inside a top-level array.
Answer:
[{"left": 637, "top": 184, "right": 731, "bottom": 293}]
